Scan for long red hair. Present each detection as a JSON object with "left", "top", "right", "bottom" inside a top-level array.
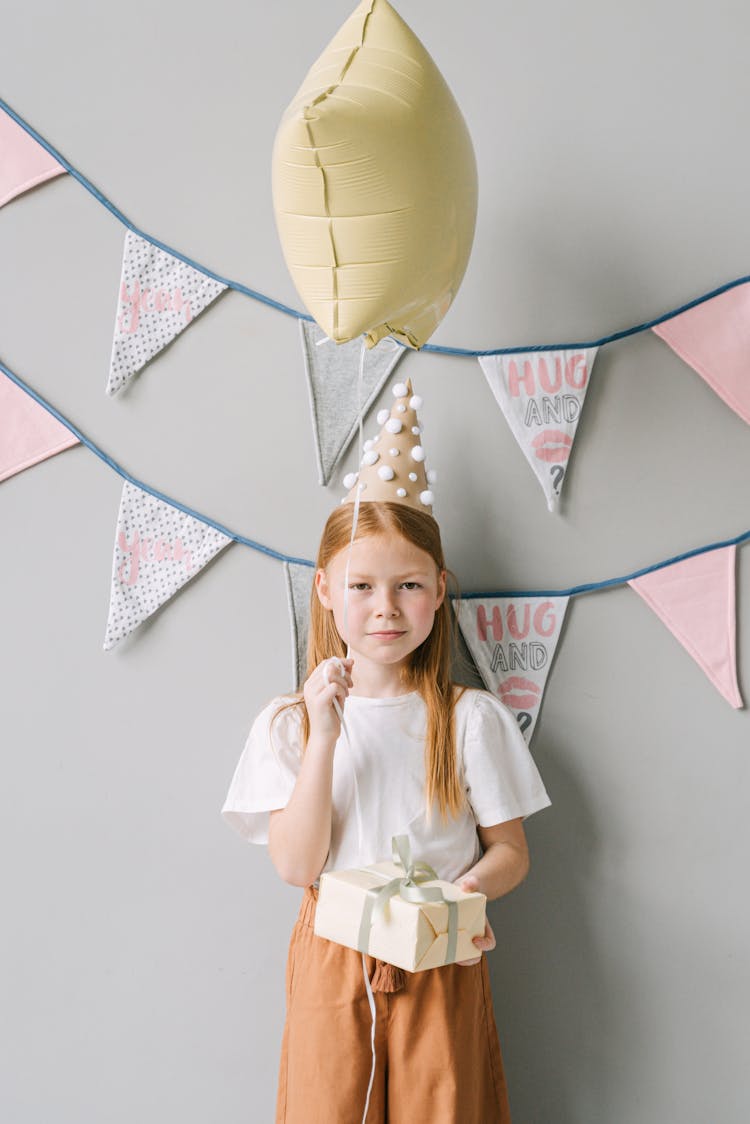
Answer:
[{"left": 273, "top": 501, "right": 470, "bottom": 824}]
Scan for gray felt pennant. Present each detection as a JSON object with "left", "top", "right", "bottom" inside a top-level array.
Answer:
[
  {"left": 284, "top": 561, "right": 316, "bottom": 690},
  {"left": 299, "top": 319, "right": 405, "bottom": 486}
]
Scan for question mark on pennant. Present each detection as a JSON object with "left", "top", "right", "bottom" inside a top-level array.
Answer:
[
  {"left": 550, "top": 465, "right": 565, "bottom": 493},
  {"left": 516, "top": 712, "right": 532, "bottom": 734}
]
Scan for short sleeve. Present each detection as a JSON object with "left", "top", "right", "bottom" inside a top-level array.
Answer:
[
  {"left": 461, "top": 690, "right": 551, "bottom": 826},
  {"left": 220, "top": 696, "right": 304, "bottom": 845}
]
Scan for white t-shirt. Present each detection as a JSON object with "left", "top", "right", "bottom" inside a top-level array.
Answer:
[{"left": 220, "top": 687, "right": 551, "bottom": 884}]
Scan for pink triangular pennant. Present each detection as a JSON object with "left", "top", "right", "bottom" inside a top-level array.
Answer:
[
  {"left": 628, "top": 546, "right": 743, "bottom": 708},
  {"left": 652, "top": 284, "right": 750, "bottom": 424},
  {"left": 0, "top": 371, "right": 79, "bottom": 482},
  {"left": 0, "top": 109, "right": 66, "bottom": 208}
]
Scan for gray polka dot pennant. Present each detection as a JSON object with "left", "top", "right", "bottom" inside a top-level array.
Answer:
[
  {"left": 107, "top": 231, "right": 228, "bottom": 396},
  {"left": 103, "top": 480, "right": 233, "bottom": 650}
]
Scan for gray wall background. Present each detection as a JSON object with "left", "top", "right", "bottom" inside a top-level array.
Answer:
[{"left": 2, "top": 2, "right": 749, "bottom": 1121}]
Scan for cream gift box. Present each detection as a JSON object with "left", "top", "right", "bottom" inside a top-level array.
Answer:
[{"left": 313, "top": 835, "right": 487, "bottom": 973}]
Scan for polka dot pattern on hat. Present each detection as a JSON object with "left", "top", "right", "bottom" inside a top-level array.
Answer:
[{"left": 340, "top": 377, "right": 435, "bottom": 512}]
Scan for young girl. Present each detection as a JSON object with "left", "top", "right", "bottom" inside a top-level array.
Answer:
[{"left": 221, "top": 381, "right": 551, "bottom": 1123}]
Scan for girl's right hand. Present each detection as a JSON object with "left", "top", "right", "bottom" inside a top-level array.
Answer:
[{"left": 303, "top": 657, "right": 354, "bottom": 743}]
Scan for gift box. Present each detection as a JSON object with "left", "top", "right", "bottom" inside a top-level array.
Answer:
[{"left": 313, "top": 835, "right": 487, "bottom": 972}]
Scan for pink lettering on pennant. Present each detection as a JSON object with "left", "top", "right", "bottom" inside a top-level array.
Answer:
[
  {"left": 507, "top": 353, "right": 588, "bottom": 398},
  {"left": 507, "top": 603, "right": 531, "bottom": 640},
  {"left": 538, "top": 356, "right": 562, "bottom": 394},
  {"left": 477, "top": 603, "right": 504, "bottom": 643},
  {"left": 508, "top": 359, "right": 536, "bottom": 398},
  {"left": 118, "top": 280, "right": 193, "bottom": 334},
  {"left": 566, "top": 353, "right": 588, "bottom": 390},
  {"left": 117, "top": 530, "right": 143, "bottom": 585},
  {"left": 533, "top": 601, "right": 557, "bottom": 637},
  {"left": 117, "top": 530, "right": 194, "bottom": 586}
]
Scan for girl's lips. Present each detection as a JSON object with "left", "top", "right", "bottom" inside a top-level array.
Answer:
[{"left": 369, "top": 631, "right": 406, "bottom": 638}]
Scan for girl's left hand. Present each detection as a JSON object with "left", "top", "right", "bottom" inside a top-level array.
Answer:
[{"left": 454, "top": 874, "right": 496, "bottom": 966}]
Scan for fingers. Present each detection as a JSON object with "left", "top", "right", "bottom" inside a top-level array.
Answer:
[
  {"left": 457, "top": 875, "right": 479, "bottom": 893},
  {"left": 321, "top": 657, "right": 354, "bottom": 691},
  {"left": 303, "top": 659, "right": 355, "bottom": 740},
  {"left": 455, "top": 904, "right": 496, "bottom": 966}
]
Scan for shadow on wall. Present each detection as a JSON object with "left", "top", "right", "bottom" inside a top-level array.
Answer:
[{"left": 487, "top": 740, "right": 627, "bottom": 1124}]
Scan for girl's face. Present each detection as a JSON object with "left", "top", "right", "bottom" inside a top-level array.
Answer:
[{"left": 315, "top": 532, "right": 446, "bottom": 670}]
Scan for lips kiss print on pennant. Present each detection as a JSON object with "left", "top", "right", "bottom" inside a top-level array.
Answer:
[
  {"left": 478, "top": 348, "right": 599, "bottom": 512},
  {"left": 454, "top": 596, "right": 569, "bottom": 742},
  {"left": 103, "top": 481, "right": 233, "bottom": 650},
  {"left": 107, "top": 231, "right": 228, "bottom": 396}
]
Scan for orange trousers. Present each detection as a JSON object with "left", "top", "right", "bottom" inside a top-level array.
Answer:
[{"left": 275, "top": 884, "right": 512, "bottom": 1123}]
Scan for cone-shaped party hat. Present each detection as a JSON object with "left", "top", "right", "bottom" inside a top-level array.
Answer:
[{"left": 340, "top": 379, "right": 436, "bottom": 512}]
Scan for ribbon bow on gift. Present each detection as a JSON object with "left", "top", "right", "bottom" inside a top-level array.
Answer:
[{"left": 355, "top": 834, "right": 459, "bottom": 964}]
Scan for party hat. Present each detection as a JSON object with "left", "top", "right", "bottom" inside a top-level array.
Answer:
[{"left": 340, "top": 379, "right": 436, "bottom": 512}]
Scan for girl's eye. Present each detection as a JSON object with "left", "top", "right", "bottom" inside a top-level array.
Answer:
[
  {"left": 350, "top": 583, "right": 370, "bottom": 591},
  {"left": 401, "top": 582, "right": 422, "bottom": 590}
]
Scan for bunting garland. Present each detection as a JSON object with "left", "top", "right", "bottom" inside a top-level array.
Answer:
[
  {"left": 2, "top": 97, "right": 750, "bottom": 514},
  {"left": 0, "top": 354, "right": 747, "bottom": 731},
  {"left": 1, "top": 95, "right": 749, "bottom": 734}
]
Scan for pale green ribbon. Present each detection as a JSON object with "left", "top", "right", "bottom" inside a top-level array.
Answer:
[{"left": 354, "top": 835, "right": 459, "bottom": 965}]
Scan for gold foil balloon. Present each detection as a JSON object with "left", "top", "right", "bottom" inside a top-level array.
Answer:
[{"left": 272, "top": 0, "right": 478, "bottom": 349}]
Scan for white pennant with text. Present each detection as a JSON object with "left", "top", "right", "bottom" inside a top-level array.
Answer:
[
  {"left": 478, "top": 348, "right": 598, "bottom": 511},
  {"left": 103, "top": 481, "right": 233, "bottom": 650},
  {"left": 107, "top": 231, "right": 227, "bottom": 396},
  {"left": 454, "top": 596, "right": 569, "bottom": 742}
]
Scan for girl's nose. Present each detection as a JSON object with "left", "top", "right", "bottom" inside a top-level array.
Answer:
[{"left": 376, "top": 592, "right": 399, "bottom": 617}]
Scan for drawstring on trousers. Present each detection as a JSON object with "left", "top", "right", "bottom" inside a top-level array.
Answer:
[{"left": 370, "top": 959, "right": 406, "bottom": 993}]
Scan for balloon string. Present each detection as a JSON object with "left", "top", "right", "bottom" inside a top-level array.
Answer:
[
  {"left": 330, "top": 339, "right": 377, "bottom": 1124},
  {"left": 331, "top": 336, "right": 368, "bottom": 859}
]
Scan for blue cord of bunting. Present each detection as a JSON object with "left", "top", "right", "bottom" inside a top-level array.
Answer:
[
  {"left": 2, "top": 356, "right": 748, "bottom": 598},
  {"left": 4, "top": 95, "right": 750, "bottom": 358}
]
